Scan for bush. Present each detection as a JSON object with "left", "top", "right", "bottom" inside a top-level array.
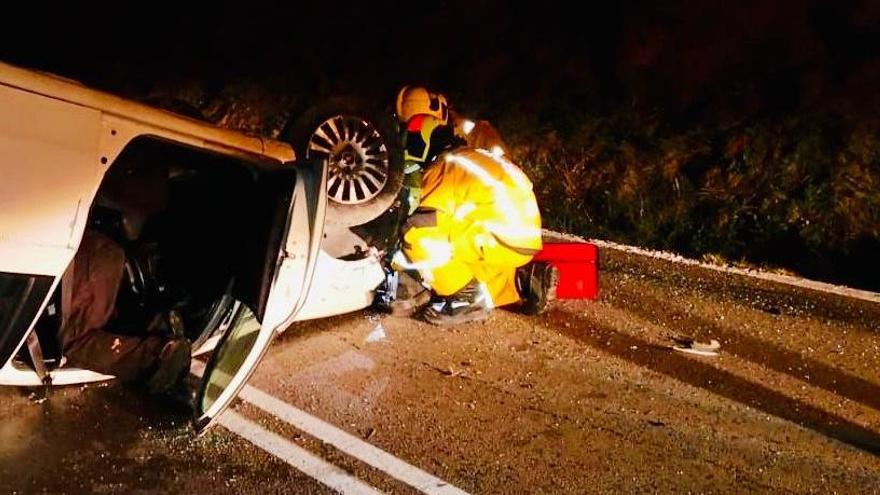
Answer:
[{"left": 506, "top": 104, "right": 880, "bottom": 290}]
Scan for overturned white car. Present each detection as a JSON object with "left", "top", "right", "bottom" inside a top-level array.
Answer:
[{"left": 0, "top": 62, "right": 395, "bottom": 432}]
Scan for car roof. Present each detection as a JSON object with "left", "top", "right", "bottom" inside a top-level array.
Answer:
[{"left": 0, "top": 61, "right": 295, "bottom": 163}]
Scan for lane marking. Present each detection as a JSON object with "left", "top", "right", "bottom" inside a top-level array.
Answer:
[
  {"left": 218, "top": 410, "right": 383, "bottom": 495},
  {"left": 191, "top": 361, "right": 468, "bottom": 495},
  {"left": 237, "top": 384, "right": 469, "bottom": 495},
  {"left": 544, "top": 230, "right": 880, "bottom": 304}
]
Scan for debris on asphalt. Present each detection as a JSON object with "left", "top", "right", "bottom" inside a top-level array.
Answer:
[
  {"left": 671, "top": 337, "right": 721, "bottom": 357},
  {"left": 422, "top": 361, "right": 467, "bottom": 378},
  {"left": 365, "top": 323, "right": 387, "bottom": 343}
]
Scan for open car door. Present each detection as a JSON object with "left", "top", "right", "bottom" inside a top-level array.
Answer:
[{"left": 193, "top": 158, "right": 328, "bottom": 433}]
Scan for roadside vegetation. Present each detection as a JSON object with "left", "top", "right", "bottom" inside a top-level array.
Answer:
[{"left": 499, "top": 97, "right": 880, "bottom": 290}]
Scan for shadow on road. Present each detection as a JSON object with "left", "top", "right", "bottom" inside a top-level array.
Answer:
[
  {"left": 548, "top": 308, "right": 880, "bottom": 457},
  {"left": 608, "top": 286, "right": 880, "bottom": 412}
]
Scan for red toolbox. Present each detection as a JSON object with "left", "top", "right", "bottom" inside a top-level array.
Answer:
[{"left": 533, "top": 242, "right": 599, "bottom": 300}]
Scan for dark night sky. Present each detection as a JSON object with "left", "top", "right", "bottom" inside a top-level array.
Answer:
[
  {"left": 3, "top": 1, "right": 879, "bottom": 288},
  {"left": 2, "top": 1, "right": 879, "bottom": 123}
]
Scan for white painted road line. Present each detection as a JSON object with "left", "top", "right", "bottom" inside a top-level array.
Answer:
[
  {"left": 191, "top": 361, "right": 468, "bottom": 495},
  {"left": 218, "top": 410, "right": 384, "bottom": 495},
  {"left": 237, "top": 383, "right": 470, "bottom": 495},
  {"left": 544, "top": 229, "right": 880, "bottom": 304}
]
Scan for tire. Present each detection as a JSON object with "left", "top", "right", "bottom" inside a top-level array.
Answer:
[{"left": 283, "top": 97, "right": 404, "bottom": 228}]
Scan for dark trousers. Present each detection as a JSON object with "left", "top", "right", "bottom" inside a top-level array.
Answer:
[{"left": 59, "top": 230, "right": 165, "bottom": 382}]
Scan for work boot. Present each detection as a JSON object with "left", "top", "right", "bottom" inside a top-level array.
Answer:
[
  {"left": 421, "top": 279, "right": 492, "bottom": 326},
  {"left": 145, "top": 337, "right": 191, "bottom": 396},
  {"left": 390, "top": 271, "right": 431, "bottom": 316},
  {"left": 375, "top": 270, "right": 431, "bottom": 317},
  {"left": 516, "top": 261, "right": 559, "bottom": 315}
]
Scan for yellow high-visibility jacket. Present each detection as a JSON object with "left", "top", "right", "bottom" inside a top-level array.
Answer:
[
  {"left": 401, "top": 148, "right": 542, "bottom": 307},
  {"left": 452, "top": 114, "right": 510, "bottom": 156}
]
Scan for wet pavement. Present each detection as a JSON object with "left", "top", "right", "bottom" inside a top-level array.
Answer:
[{"left": 1, "top": 247, "right": 879, "bottom": 493}]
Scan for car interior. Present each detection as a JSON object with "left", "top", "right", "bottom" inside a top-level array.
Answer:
[{"left": 20, "top": 135, "right": 296, "bottom": 369}]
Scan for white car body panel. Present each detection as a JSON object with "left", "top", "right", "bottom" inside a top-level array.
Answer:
[
  {"left": 0, "top": 360, "right": 112, "bottom": 387},
  {"left": 0, "top": 84, "right": 102, "bottom": 276},
  {"left": 0, "top": 61, "right": 386, "bottom": 388},
  {"left": 292, "top": 251, "right": 386, "bottom": 323}
]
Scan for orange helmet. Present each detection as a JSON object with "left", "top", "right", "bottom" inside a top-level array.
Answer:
[{"left": 395, "top": 86, "right": 449, "bottom": 125}]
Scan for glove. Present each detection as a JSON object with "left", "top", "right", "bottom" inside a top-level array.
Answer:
[
  {"left": 406, "top": 187, "right": 422, "bottom": 215},
  {"left": 402, "top": 165, "right": 423, "bottom": 215}
]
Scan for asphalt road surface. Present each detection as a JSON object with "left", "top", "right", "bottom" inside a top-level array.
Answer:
[{"left": 1, "top": 246, "right": 879, "bottom": 494}]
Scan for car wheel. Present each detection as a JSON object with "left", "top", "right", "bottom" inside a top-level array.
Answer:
[{"left": 284, "top": 97, "right": 403, "bottom": 228}]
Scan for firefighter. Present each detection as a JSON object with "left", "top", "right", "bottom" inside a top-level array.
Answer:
[
  {"left": 388, "top": 113, "right": 557, "bottom": 325},
  {"left": 395, "top": 85, "right": 510, "bottom": 157}
]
